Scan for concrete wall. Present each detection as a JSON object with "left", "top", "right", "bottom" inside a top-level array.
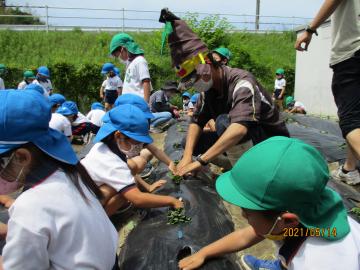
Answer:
[{"left": 294, "top": 22, "right": 338, "bottom": 117}]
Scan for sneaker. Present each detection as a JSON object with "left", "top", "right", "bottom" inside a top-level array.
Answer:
[
  {"left": 331, "top": 165, "right": 360, "bottom": 185},
  {"left": 240, "top": 255, "right": 283, "bottom": 270},
  {"left": 140, "top": 162, "right": 154, "bottom": 179},
  {"left": 149, "top": 126, "right": 163, "bottom": 134}
]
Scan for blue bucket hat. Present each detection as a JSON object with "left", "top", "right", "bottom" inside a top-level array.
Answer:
[
  {"left": 91, "top": 102, "right": 104, "bottom": 110},
  {"left": 0, "top": 90, "right": 78, "bottom": 164},
  {"left": 61, "top": 101, "right": 79, "bottom": 115},
  {"left": 101, "top": 63, "right": 115, "bottom": 75},
  {"left": 25, "top": 83, "right": 47, "bottom": 97},
  {"left": 56, "top": 106, "right": 73, "bottom": 116},
  {"left": 37, "top": 66, "right": 50, "bottom": 78},
  {"left": 49, "top": 93, "right": 66, "bottom": 106},
  {"left": 182, "top": 92, "right": 191, "bottom": 99},
  {"left": 191, "top": 93, "right": 200, "bottom": 104},
  {"left": 114, "top": 94, "right": 154, "bottom": 119},
  {"left": 95, "top": 104, "right": 153, "bottom": 144}
]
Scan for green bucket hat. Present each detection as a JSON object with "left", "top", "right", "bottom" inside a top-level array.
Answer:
[
  {"left": 109, "top": 32, "right": 134, "bottom": 55},
  {"left": 285, "top": 96, "right": 295, "bottom": 107},
  {"left": 276, "top": 68, "right": 285, "bottom": 75},
  {"left": 126, "top": 41, "right": 144, "bottom": 55},
  {"left": 213, "top": 47, "right": 232, "bottom": 60},
  {"left": 0, "top": 64, "right": 6, "bottom": 75},
  {"left": 216, "top": 136, "right": 350, "bottom": 241},
  {"left": 24, "top": 70, "right": 35, "bottom": 79}
]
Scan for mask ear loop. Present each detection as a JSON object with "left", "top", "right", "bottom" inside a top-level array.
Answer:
[
  {"left": 15, "top": 166, "right": 25, "bottom": 184},
  {"left": 265, "top": 216, "right": 282, "bottom": 236}
]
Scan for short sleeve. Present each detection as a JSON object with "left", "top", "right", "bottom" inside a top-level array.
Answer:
[
  {"left": 229, "top": 80, "right": 261, "bottom": 123},
  {"left": 102, "top": 80, "right": 107, "bottom": 88},
  {"left": 137, "top": 58, "right": 150, "bottom": 81},
  {"left": 63, "top": 119, "right": 72, "bottom": 137},
  {"left": 81, "top": 144, "right": 135, "bottom": 192}
]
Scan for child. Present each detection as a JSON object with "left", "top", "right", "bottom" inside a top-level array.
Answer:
[
  {"left": 81, "top": 104, "right": 183, "bottom": 216},
  {"left": 99, "top": 63, "right": 122, "bottom": 111},
  {"left": 33, "top": 66, "right": 53, "bottom": 95},
  {"left": 273, "top": 68, "right": 286, "bottom": 111},
  {"left": 0, "top": 64, "right": 5, "bottom": 90},
  {"left": 285, "top": 96, "right": 307, "bottom": 114},
  {"left": 50, "top": 106, "right": 73, "bottom": 141},
  {"left": 0, "top": 90, "right": 118, "bottom": 269},
  {"left": 48, "top": 93, "right": 66, "bottom": 112},
  {"left": 86, "top": 102, "right": 106, "bottom": 128},
  {"left": 17, "top": 70, "right": 36, "bottom": 90},
  {"left": 149, "top": 81, "right": 179, "bottom": 133},
  {"left": 109, "top": 33, "right": 152, "bottom": 102},
  {"left": 179, "top": 136, "right": 360, "bottom": 270},
  {"left": 211, "top": 47, "right": 232, "bottom": 66},
  {"left": 182, "top": 92, "right": 194, "bottom": 112},
  {"left": 114, "top": 93, "right": 177, "bottom": 179},
  {"left": 59, "top": 101, "right": 100, "bottom": 137}
]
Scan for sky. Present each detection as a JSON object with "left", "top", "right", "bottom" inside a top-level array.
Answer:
[{"left": 6, "top": 0, "right": 324, "bottom": 30}]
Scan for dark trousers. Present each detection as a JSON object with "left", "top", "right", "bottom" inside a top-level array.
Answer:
[{"left": 331, "top": 50, "right": 360, "bottom": 138}]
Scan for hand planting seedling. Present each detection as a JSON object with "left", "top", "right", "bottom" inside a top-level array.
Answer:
[
  {"left": 168, "top": 172, "right": 183, "bottom": 185},
  {"left": 167, "top": 207, "right": 191, "bottom": 225}
]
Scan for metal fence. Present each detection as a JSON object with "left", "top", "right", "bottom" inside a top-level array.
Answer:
[{"left": 0, "top": 5, "right": 311, "bottom": 32}]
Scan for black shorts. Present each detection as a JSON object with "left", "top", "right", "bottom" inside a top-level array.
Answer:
[
  {"left": 331, "top": 50, "right": 360, "bottom": 138},
  {"left": 273, "top": 89, "right": 283, "bottom": 100},
  {"left": 104, "top": 90, "right": 118, "bottom": 105}
]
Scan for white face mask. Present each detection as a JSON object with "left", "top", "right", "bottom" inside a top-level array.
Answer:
[
  {"left": 117, "top": 140, "right": 144, "bottom": 158},
  {"left": 193, "top": 78, "right": 213, "bottom": 93}
]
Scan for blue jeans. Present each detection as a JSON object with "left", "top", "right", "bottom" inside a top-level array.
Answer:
[{"left": 150, "top": 111, "right": 172, "bottom": 127}]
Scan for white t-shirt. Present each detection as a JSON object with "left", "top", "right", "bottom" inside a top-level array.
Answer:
[
  {"left": 101, "top": 76, "right": 123, "bottom": 91},
  {"left": 294, "top": 101, "right": 306, "bottom": 111},
  {"left": 286, "top": 217, "right": 360, "bottom": 270},
  {"left": 17, "top": 81, "right": 28, "bottom": 90},
  {"left": 274, "top": 78, "right": 286, "bottom": 90},
  {"left": 73, "top": 112, "right": 90, "bottom": 126},
  {"left": 33, "top": 79, "right": 53, "bottom": 94},
  {"left": 122, "top": 56, "right": 151, "bottom": 98},
  {"left": 2, "top": 170, "right": 118, "bottom": 270},
  {"left": 330, "top": 0, "right": 360, "bottom": 65},
  {"left": 49, "top": 113, "right": 72, "bottom": 137},
  {"left": 81, "top": 142, "right": 135, "bottom": 192},
  {"left": 86, "top": 109, "right": 106, "bottom": 127},
  {"left": 0, "top": 77, "right": 5, "bottom": 90}
]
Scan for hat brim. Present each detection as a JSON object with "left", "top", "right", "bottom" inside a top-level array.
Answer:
[
  {"left": 94, "top": 123, "right": 117, "bottom": 143},
  {"left": 33, "top": 129, "right": 78, "bottom": 165},
  {"left": 144, "top": 112, "right": 155, "bottom": 119},
  {"left": 121, "top": 130, "right": 153, "bottom": 144},
  {"left": 215, "top": 171, "right": 267, "bottom": 211},
  {"left": 0, "top": 144, "right": 23, "bottom": 156}
]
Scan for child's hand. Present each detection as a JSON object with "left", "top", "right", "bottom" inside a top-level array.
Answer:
[
  {"left": 178, "top": 252, "right": 206, "bottom": 270},
  {"left": 171, "top": 198, "right": 184, "bottom": 209},
  {"left": 149, "top": 180, "right": 167, "bottom": 193},
  {"left": 0, "top": 195, "right": 15, "bottom": 209},
  {"left": 168, "top": 161, "right": 177, "bottom": 175}
]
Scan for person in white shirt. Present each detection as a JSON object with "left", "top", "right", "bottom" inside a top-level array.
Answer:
[
  {"left": 81, "top": 104, "right": 183, "bottom": 216},
  {"left": 285, "top": 96, "right": 306, "bottom": 114},
  {"left": 33, "top": 66, "right": 53, "bottom": 95},
  {"left": 58, "top": 101, "right": 100, "bottom": 137},
  {"left": 0, "top": 64, "right": 6, "bottom": 90},
  {"left": 273, "top": 68, "right": 286, "bottom": 111},
  {"left": 109, "top": 33, "right": 151, "bottom": 102},
  {"left": 179, "top": 137, "right": 360, "bottom": 270},
  {"left": 100, "top": 63, "right": 123, "bottom": 111},
  {"left": 17, "top": 70, "right": 36, "bottom": 90},
  {"left": 49, "top": 106, "right": 72, "bottom": 141},
  {"left": 0, "top": 90, "right": 118, "bottom": 269},
  {"left": 86, "top": 102, "right": 106, "bottom": 128}
]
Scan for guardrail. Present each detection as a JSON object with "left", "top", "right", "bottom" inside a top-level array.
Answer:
[{"left": 1, "top": 5, "right": 311, "bottom": 32}]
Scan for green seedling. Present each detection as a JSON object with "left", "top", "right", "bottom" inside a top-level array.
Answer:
[
  {"left": 338, "top": 142, "right": 347, "bottom": 149},
  {"left": 320, "top": 130, "right": 328, "bottom": 134},
  {"left": 174, "top": 160, "right": 179, "bottom": 165},
  {"left": 167, "top": 208, "right": 191, "bottom": 225},
  {"left": 168, "top": 172, "right": 183, "bottom": 185},
  {"left": 351, "top": 207, "right": 360, "bottom": 218},
  {"left": 173, "top": 143, "right": 182, "bottom": 149},
  {"left": 177, "top": 127, "right": 185, "bottom": 132}
]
